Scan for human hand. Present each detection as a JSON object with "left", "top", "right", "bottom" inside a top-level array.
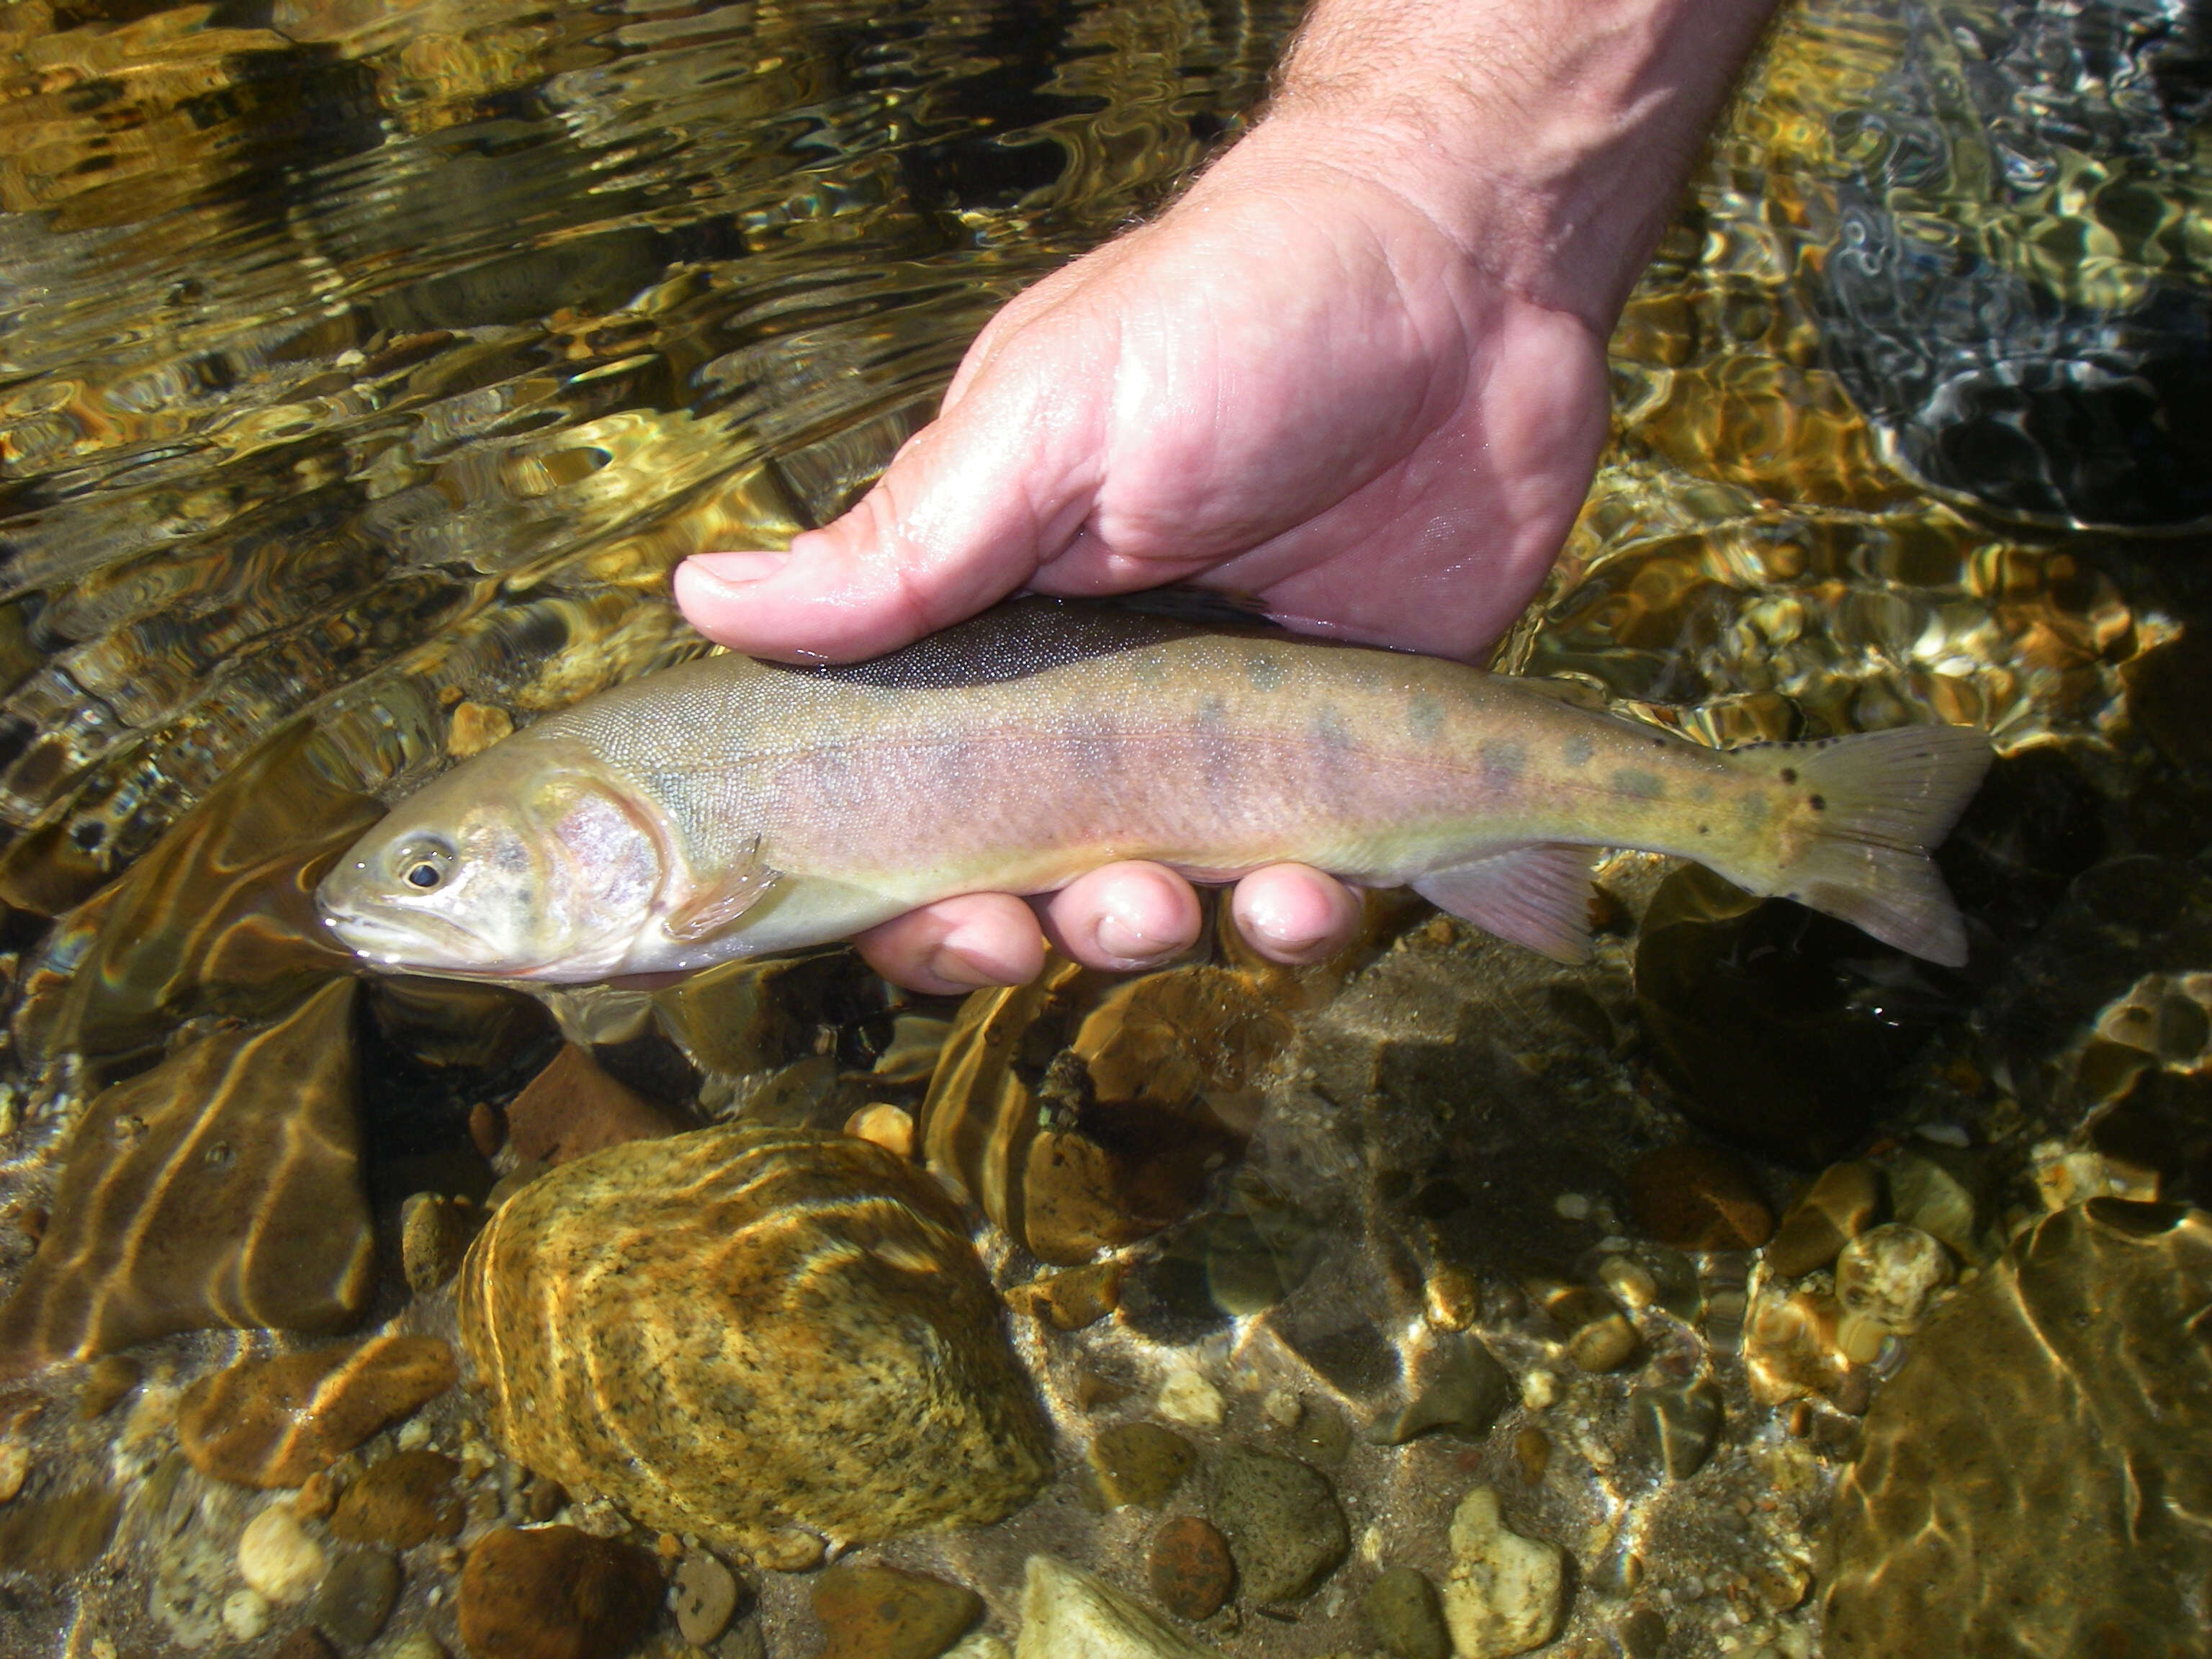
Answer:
[
  {"left": 677, "top": 135, "right": 1609, "bottom": 990},
  {"left": 675, "top": 0, "right": 1775, "bottom": 993}
]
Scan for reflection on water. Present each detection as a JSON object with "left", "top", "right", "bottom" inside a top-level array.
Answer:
[{"left": 0, "top": 0, "right": 2209, "bottom": 1654}]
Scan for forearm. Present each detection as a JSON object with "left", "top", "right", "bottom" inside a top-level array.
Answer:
[{"left": 1234, "top": 0, "right": 1782, "bottom": 329}]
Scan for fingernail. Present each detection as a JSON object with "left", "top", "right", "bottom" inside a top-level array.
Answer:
[
  {"left": 933, "top": 924, "right": 1020, "bottom": 989},
  {"left": 1094, "top": 912, "right": 1160, "bottom": 964},
  {"left": 686, "top": 549, "right": 791, "bottom": 588}
]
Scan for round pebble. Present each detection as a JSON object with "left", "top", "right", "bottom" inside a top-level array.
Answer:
[
  {"left": 312, "top": 1547, "right": 400, "bottom": 1647},
  {"left": 238, "top": 1502, "right": 325, "bottom": 1604},
  {"left": 1148, "top": 1516, "right": 1234, "bottom": 1619},
  {"left": 221, "top": 1588, "right": 271, "bottom": 1642},
  {"left": 1262, "top": 1388, "right": 1303, "bottom": 1429},
  {"left": 673, "top": 1552, "right": 740, "bottom": 1646}
]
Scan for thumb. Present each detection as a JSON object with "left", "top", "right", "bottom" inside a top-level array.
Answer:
[{"left": 675, "top": 333, "right": 1108, "bottom": 662}]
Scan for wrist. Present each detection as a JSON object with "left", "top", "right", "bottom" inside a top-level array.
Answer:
[{"left": 1246, "top": 0, "right": 1779, "bottom": 329}]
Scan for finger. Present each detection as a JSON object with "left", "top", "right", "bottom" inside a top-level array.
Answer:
[
  {"left": 854, "top": 893, "right": 1046, "bottom": 995},
  {"left": 1039, "top": 861, "right": 1205, "bottom": 972},
  {"left": 1231, "top": 863, "right": 1364, "bottom": 964},
  {"left": 674, "top": 311, "right": 1114, "bottom": 662}
]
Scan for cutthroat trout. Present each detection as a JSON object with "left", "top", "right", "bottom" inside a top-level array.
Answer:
[{"left": 316, "top": 600, "right": 1992, "bottom": 981}]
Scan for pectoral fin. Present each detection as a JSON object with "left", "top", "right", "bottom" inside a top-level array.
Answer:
[
  {"left": 1413, "top": 843, "right": 1599, "bottom": 963},
  {"left": 663, "top": 840, "right": 780, "bottom": 943}
]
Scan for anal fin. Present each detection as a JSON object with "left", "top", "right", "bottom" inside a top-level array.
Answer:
[{"left": 1413, "top": 844, "right": 1598, "bottom": 963}]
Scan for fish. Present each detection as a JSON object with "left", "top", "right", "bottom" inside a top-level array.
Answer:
[{"left": 315, "top": 598, "right": 1994, "bottom": 982}]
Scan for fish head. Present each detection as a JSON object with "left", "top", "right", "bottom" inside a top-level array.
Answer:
[{"left": 316, "top": 740, "right": 665, "bottom": 981}]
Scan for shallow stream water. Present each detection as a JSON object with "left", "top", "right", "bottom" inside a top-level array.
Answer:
[{"left": 1, "top": 0, "right": 2209, "bottom": 1655}]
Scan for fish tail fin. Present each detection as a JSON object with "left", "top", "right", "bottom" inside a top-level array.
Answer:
[{"left": 1764, "top": 724, "right": 1993, "bottom": 966}]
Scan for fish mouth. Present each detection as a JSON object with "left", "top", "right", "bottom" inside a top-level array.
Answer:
[{"left": 315, "top": 893, "right": 509, "bottom": 973}]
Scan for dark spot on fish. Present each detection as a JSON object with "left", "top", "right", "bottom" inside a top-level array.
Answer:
[
  {"left": 1612, "top": 768, "right": 1665, "bottom": 801},
  {"left": 1315, "top": 705, "right": 1354, "bottom": 752},
  {"left": 1780, "top": 766, "right": 1798, "bottom": 783},
  {"left": 1697, "top": 824, "right": 1709, "bottom": 835},
  {"left": 1408, "top": 692, "right": 1445, "bottom": 745},
  {"left": 1809, "top": 793, "right": 1826, "bottom": 811},
  {"left": 1650, "top": 736, "right": 1665, "bottom": 748},
  {"left": 1247, "top": 654, "right": 1286, "bottom": 692},
  {"left": 1480, "top": 739, "right": 1528, "bottom": 789},
  {"left": 1563, "top": 734, "right": 1596, "bottom": 768}
]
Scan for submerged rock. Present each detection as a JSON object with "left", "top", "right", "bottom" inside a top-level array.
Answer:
[
  {"left": 1014, "top": 1556, "right": 1219, "bottom": 1658},
  {"left": 1367, "top": 1331, "right": 1512, "bottom": 1444},
  {"left": 813, "top": 1564, "right": 981, "bottom": 1659},
  {"left": 503, "top": 1043, "right": 681, "bottom": 1166},
  {"left": 1627, "top": 1143, "right": 1773, "bottom": 1250},
  {"left": 1208, "top": 1447, "right": 1347, "bottom": 1605},
  {"left": 1442, "top": 1487, "right": 1565, "bottom": 1659},
  {"left": 237, "top": 1501, "right": 325, "bottom": 1604},
  {"left": 1364, "top": 1566, "right": 1451, "bottom": 1659},
  {"left": 0, "top": 979, "right": 373, "bottom": 1377},
  {"left": 1766, "top": 1161, "right": 1884, "bottom": 1277},
  {"left": 671, "top": 1552, "right": 741, "bottom": 1646},
  {"left": 329, "top": 1449, "right": 463, "bottom": 1550},
  {"left": 458, "top": 1526, "right": 662, "bottom": 1659},
  {"left": 918, "top": 959, "right": 1256, "bottom": 1264},
  {"left": 177, "top": 1336, "right": 458, "bottom": 1488},
  {"left": 1084, "top": 1423, "right": 1197, "bottom": 1511},
  {"left": 1832, "top": 1223, "right": 1954, "bottom": 1363},
  {"left": 1825, "top": 1201, "right": 2212, "bottom": 1657},
  {"left": 458, "top": 1125, "right": 1051, "bottom": 1557},
  {"left": 1147, "top": 1516, "right": 1234, "bottom": 1620},
  {"left": 312, "top": 1547, "right": 401, "bottom": 1647}
]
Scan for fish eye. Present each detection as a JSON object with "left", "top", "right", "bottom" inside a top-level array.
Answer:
[{"left": 391, "top": 837, "right": 455, "bottom": 892}]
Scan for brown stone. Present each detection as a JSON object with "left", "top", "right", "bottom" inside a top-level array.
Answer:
[
  {"left": 330, "top": 1449, "right": 463, "bottom": 1549},
  {"left": 0, "top": 979, "right": 374, "bottom": 1379},
  {"left": 1008, "top": 1261, "right": 1125, "bottom": 1331},
  {"left": 1628, "top": 1143, "right": 1773, "bottom": 1251},
  {"left": 1534, "top": 1285, "right": 1642, "bottom": 1373},
  {"left": 271, "top": 1631, "right": 337, "bottom": 1659},
  {"left": 1084, "top": 1422, "right": 1198, "bottom": 1510},
  {"left": 812, "top": 1564, "right": 981, "bottom": 1659},
  {"left": 469, "top": 1100, "right": 506, "bottom": 1159},
  {"left": 504, "top": 1044, "right": 679, "bottom": 1168},
  {"left": 400, "top": 1193, "right": 475, "bottom": 1293},
  {"left": 458, "top": 1126, "right": 1051, "bottom": 1557},
  {"left": 1148, "top": 1516, "right": 1234, "bottom": 1619},
  {"left": 1766, "top": 1161, "right": 1884, "bottom": 1277},
  {"left": 177, "top": 1336, "right": 457, "bottom": 1488},
  {"left": 459, "top": 1526, "right": 662, "bottom": 1659}
]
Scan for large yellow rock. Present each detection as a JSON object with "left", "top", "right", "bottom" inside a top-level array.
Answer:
[{"left": 458, "top": 1125, "right": 1051, "bottom": 1563}]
